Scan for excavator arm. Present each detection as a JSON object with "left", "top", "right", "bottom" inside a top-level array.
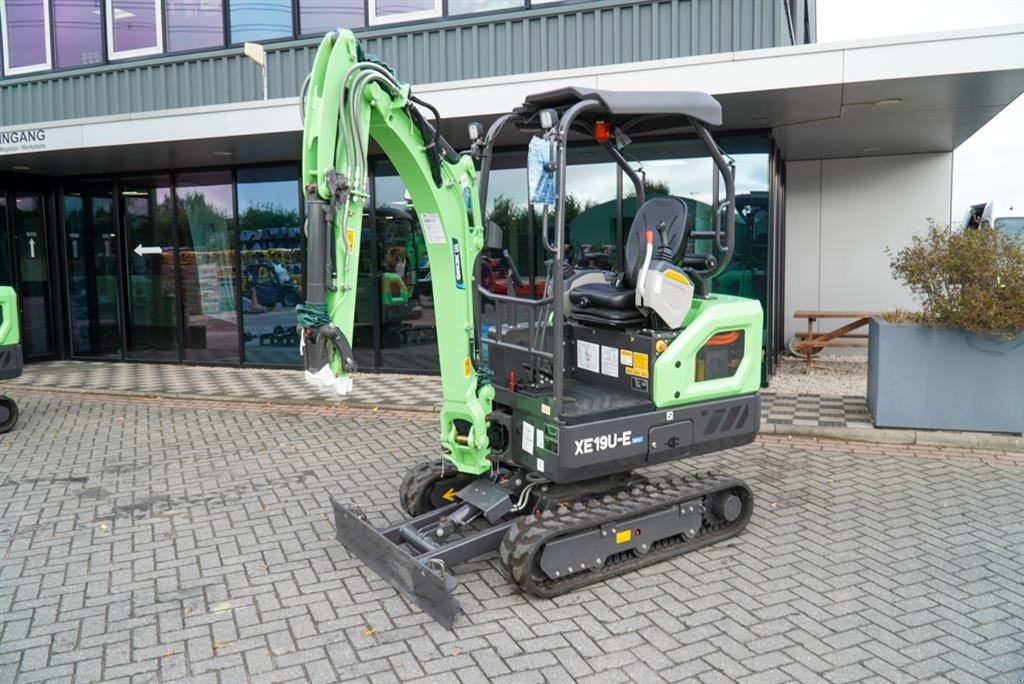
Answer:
[{"left": 300, "top": 30, "right": 493, "bottom": 475}]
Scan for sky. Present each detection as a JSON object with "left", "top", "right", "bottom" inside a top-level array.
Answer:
[{"left": 815, "top": 0, "right": 1024, "bottom": 224}]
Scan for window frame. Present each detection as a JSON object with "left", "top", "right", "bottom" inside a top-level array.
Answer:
[
  {"left": 105, "top": 0, "right": 164, "bottom": 61},
  {"left": 0, "top": 0, "right": 53, "bottom": 75},
  {"left": 368, "top": 0, "right": 442, "bottom": 26}
]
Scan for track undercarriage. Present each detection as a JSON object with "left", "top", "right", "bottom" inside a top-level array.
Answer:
[{"left": 333, "top": 462, "right": 752, "bottom": 628}]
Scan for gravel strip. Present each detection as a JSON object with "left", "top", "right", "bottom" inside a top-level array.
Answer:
[{"left": 768, "top": 355, "right": 868, "bottom": 396}]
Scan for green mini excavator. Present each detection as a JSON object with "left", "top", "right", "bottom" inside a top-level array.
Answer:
[
  {"left": 0, "top": 285, "right": 22, "bottom": 433},
  {"left": 299, "top": 30, "right": 763, "bottom": 627}
]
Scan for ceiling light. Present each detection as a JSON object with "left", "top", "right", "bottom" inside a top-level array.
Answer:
[
  {"left": 213, "top": 151, "right": 233, "bottom": 157},
  {"left": 861, "top": 146, "right": 881, "bottom": 153},
  {"left": 12, "top": 165, "right": 30, "bottom": 171},
  {"left": 874, "top": 98, "right": 903, "bottom": 106}
]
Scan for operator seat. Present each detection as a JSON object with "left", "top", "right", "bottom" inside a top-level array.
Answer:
[{"left": 569, "top": 196, "right": 694, "bottom": 328}]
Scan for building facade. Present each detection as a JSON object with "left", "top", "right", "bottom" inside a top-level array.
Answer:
[{"left": 0, "top": 0, "right": 1020, "bottom": 378}]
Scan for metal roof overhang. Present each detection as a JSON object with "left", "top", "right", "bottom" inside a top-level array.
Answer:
[{"left": 1, "top": 24, "right": 1021, "bottom": 176}]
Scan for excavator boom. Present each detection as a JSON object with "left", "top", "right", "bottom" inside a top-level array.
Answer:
[{"left": 299, "top": 30, "right": 493, "bottom": 475}]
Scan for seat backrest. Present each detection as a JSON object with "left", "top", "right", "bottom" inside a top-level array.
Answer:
[{"left": 623, "top": 197, "right": 689, "bottom": 288}]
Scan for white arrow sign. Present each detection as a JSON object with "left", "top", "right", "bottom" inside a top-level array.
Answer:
[
  {"left": 134, "top": 244, "right": 162, "bottom": 256},
  {"left": 28, "top": 238, "right": 36, "bottom": 258},
  {"left": 71, "top": 239, "right": 79, "bottom": 259}
]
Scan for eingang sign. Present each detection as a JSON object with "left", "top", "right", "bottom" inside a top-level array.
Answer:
[{"left": 0, "top": 128, "right": 47, "bottom": 154}]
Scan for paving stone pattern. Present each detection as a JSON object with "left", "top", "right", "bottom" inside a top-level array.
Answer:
[
  {"left": 8, "top": 361, "right": 443, "bottom": 411},
  {"left": 12, "top": 361, "right": 876, "bottom": 429},
  {"left": 760, "top": 393, "right": 874, "bottom": 430},
  {"left": 1, "top": 390, "right": 1022, "bottom": 683}
]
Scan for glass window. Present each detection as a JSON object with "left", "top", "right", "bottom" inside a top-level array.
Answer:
[
  {"left": 175, "top": 170, "right": 239, "bottom": 364},
  {"left": 368, "top": 0, "right": 440, "bottom": 26},
  {"left": 562, "top": 146, "right": 622, "bottom": 272},
  {"left": 64, "top": 179, "right": 122, "bottom": 357},
  {"left": 1, "top": 0, "right": 52, "bottom": 74},
  {"left": 229, "top": 0, "right": 292, "bottom": 43},
  {"left": 372, "top": 162, "right": 438, "bottom": 372},
  {"left": 106, "top": 0, "right": 163, "bottom": 58},
  {"left": 166, "top": 0, "right": 223, "bottom": 52},
  {"left": 53, "top": 0, "right": 103, "bottom": 68},
  {"left": 122, "top": 174, "right": 178, "bottom": 360},
  {"left": 237, "top": 166, "right": 302, "bottom": 367},
  {"left": 447, "top": 0, "right": 520, "bottom": 15},
  {"left": 299, "top": 0, "right": 361, "bottom": 36},
  {"left": 0, "top": 196, "right": 10, "bottom": 286},
  {"left": 14, "top": 192, "right": 54, "bottom": 357}
]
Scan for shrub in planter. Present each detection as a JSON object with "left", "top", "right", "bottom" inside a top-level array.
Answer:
[{"left": 868, "top": 222, "right": 1024, "bottom": 433}]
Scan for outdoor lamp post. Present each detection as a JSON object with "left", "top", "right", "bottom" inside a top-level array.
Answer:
[{"left": 244, "top": 42, "right": 268, "bottom": 100}]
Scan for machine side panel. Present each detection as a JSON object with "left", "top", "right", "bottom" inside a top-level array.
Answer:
[
  {"left": 652, "top": 295, "right": 763, "bottom": 408},
  {"left": 509, "top": 393, "right": 760, "bottom": 483}
]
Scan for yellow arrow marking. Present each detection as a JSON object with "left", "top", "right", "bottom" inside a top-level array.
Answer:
[{"left": 441, "top": 488, "right": 457, "bottom": 502}]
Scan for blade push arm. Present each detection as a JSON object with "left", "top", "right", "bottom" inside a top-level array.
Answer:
[{"left": 300, "top": 30, "right": 493, "bottom": 475}]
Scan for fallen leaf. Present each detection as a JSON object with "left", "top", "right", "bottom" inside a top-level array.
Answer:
[
  {"left": 213, "top": 642, "right": 227, "bottom": 651},
  {"left": 212, "top": 601, "right": 234, "bottom": 613},
  {"left": 362, "top": 627, "right": 377, "bottom": 637},
  {"left": 183, "top": 607, "right": 193, "bottom": 615},
  {"left": 100, "top": 523, "right": 109, "bottom": 530},
  {"left": 163, "top": 649, "right": 174, "bottom": 657},
  {"left": 265, "top": 485, "right": 273, "bottom": 491}
]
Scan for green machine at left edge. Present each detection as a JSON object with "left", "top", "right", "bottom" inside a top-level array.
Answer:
[{"left": 0, "top": 285, "right": 23, "bottom": 433}]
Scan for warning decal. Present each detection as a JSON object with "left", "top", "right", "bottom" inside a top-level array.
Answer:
[{"left": 625, "top": 351, "right": 650, "bottom": 379}]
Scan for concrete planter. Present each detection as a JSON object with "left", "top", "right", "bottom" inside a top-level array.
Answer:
[{"left": 867, "top": 318, "right": 1024, "bottom": 434}]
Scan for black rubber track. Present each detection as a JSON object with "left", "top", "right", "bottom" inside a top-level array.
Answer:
[{"left": 499, "top": 472, "right": 753, "bottom": 598}]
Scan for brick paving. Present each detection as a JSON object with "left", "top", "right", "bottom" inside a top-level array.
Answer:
[
  {"left": 11, "top": 361, "right": 877, "bottom": 428},
  {"left": 1, "top": 389, "right": 1023, "bottom": 683}
]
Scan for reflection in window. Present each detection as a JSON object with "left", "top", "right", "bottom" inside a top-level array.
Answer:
[
  {"left": 107, "top": 0, "right": 162, "bottom": 57},
  {"left": 122, "top": 174, "right": 177, "bottom": 360},
  {"left": 447, "top": 0, "right": 521, "bottom": 15},
  {"left": 53, "top": 0, "right": 103, "bottom": 68},
  {"left": 0, "top": 196, "right": 9, "bottom": 286},
  {"left": 175, "top": 171, "right": 239, "bottom": 363},
  {"left": 1, "top": 0, "right": 51, "bottom": 73},
  {"left": 64, "top": 179, "right": 122, "bottom": 357},
  {"left": 237, "top": 166, "right": 303, "bottom": 366},
  {"left": 372, "top": 164, "right": 439, "bottom": 371},
  {"left": 298, "top": 0, "right": 362, "bottom": 36},
  {"left": 368, "top": 0, "right": 440, "bottom": 26},
  {"left": 166, "top": 0, "right": 223, "bottom": 51},
  {"left": 230, "top": 0, "right": 291, "bottom": 43}
]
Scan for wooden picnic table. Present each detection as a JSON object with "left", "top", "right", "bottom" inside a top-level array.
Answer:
[{"left": 792, "top": 310, "right": 882, "bottom": 369}]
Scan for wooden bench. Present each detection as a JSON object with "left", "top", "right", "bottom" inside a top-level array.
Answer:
[{"left": 791, "top": 311, "right": 881, "bottom": 369}]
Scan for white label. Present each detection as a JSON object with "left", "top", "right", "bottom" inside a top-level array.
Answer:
[
  {"left": 577, "top": 340, "right": 600, "bottom": 373},
  {"left": 536, "top": 428, "right": 545, "bottom": 450},
  {"left": 522, "top": 421, "right": 535, "bottom": 455},
  {"left": 536, "top": 457, "right": 545, "bottom": 473},
  {"left": 421, "top": 213, "right": 446, "bottom": 244},
  {"left": 601, "top": 345, "right": 619, "bottom": 378}
]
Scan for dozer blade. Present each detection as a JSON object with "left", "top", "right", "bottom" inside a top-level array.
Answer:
[{"left": 331, "top": 498, "right": 461, "bottom": 628}]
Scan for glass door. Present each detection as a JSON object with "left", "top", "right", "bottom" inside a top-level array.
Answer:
[
  {"left": 12, "top": 192, "right": 54, "bottom": 358},
  {"left": 122, "top": 174, "right": 179, "bottom": 360},
  {"left": 236, "top": 166, "right": 303, "bottom": 366},
  {"left": 175, "top": 171, "right": 240, "bottom": 364},
  {"left": 64, "top": 179, "right": 122, "bottom": 358}
]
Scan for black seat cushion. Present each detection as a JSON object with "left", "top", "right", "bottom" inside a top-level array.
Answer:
[{"left": 569, "top": 282, "right": 634, "bottom": 310}]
